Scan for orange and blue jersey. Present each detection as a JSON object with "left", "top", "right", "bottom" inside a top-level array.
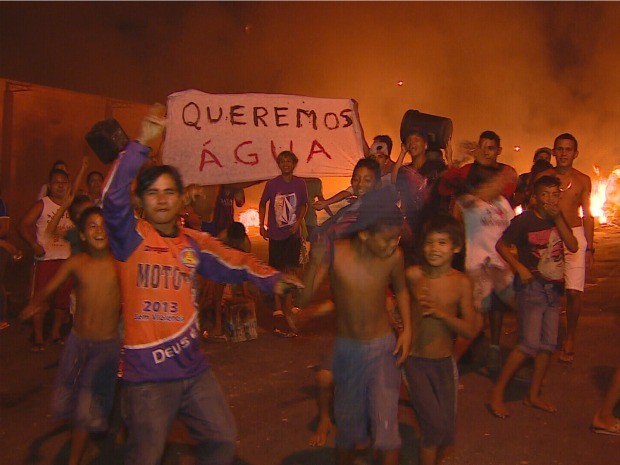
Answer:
[{"left": 103, "top": 140, "right": 281, "bottom": 383}]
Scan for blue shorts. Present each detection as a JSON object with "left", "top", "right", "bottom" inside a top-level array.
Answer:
[
  {"left": 51, "top": 331, "right": 120, "bottom": 432},
  {"left": 332, "top": 333, "right": 401, "bottom": 450},
  {"left": 121, "top": 369, "right": 237, "bottom": 465},
  {"left": 517, "top": 279, "right": 562, "bottom": 356},
  {"left": 403, "top": 356, "right": 457, "bottom": 448}
]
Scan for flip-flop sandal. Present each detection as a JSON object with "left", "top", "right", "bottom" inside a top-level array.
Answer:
[
  {"left": 590, "top": 419, "right": 620, "bottom": 436},
  {"left": 30, "top": 343, "right": 45, "bottom": 352}
]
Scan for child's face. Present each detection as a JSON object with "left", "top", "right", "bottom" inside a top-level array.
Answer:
[
  {"left": 140, "top": 173, "right": 183, "bottom": 231},
  {"left": 277, "top": 155, "right": 297, "bottom": 176},
  {"left": 351, "top": 167, "right": 378, "bottom": 197},
  {"left": 369, "top": 152, "right": 389, "bottom": 168},
  {"left": 87, "top": 174, "right": 104, "bottom": 196},
  {"left": 423, "top": 231, "right": 460, "bottom": 268},
  {"left": 363, "top": 225, "right": 401, "bottom": 259},
  {"left": 534, "top": 185, "right": 560, "bottom": 216},
  {"left": 80, "top": 213, "right": 108, "bottom": 251},
  {"left": 406, "top": 134, "right": 427, "bottom": 158}
]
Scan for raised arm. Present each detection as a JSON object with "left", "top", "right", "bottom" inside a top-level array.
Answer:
[
  {"left": 352, "top": 99, "right": 370, "bottom": 157},
  {"left": 391, "top": 143, "right": 408, "bottom": 185},
  {"left": 103, "top": 111, "right": 166, "bottom": 261}
]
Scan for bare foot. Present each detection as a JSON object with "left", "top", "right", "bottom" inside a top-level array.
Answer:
[
  {"left": 309, "top": 418, "right": 332, "bottom": 447},
  {"left": 523, "top": 396, "right": 557, "bottom": 413},
  {"left": 488, "top": 392, "right": 510, "bottom": 419}
]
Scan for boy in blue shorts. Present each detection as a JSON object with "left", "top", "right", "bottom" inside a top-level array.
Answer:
[
  {"left": 299, "top": 188, "right": 412, "bottom": 465},
  {"left": 21, "top": 207, "right": 121, "bottom": 465},
  {"left": 403, "top": 216, "right": 482, "bottom": 465},
  {"left": 489, "top": 175, "right": 578, "bottom": 418}
]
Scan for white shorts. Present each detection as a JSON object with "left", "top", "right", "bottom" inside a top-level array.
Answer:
[
  {"left": 467, "top": 264, "right": 515, "bottom": 313},
  {"left": 564, "top": 226, "right": 587, "bottom": 292}
]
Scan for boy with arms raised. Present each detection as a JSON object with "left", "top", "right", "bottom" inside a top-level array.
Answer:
[
  {"left": 489, "top": 176, "right": 578, "bottom": 418},
  {"left": 403, "top": 216, "right": 482, "bottom": 465},
  {"left": 103, "top": 108, "right": 302, "bottom": 465},
  {"left": 21, "top": 207, "right": 121, "bottom": 465},
  {"left": 299, "top": 188, "right": 412, "bottom": 465}
]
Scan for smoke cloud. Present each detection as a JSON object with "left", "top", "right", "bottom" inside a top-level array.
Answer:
[{"left": 1, "top": 2, "right": 619, "bottom": 174}]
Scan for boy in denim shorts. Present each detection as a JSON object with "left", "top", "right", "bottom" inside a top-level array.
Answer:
[
  {"left": 489, "top": 176, "right": 578, "bottom": 418},
  {"left": 21, "top": 207, "right": 121, "bottom": 465},
  {"left": 299, "top": 188, "right": 412, "bottom": 465},
  {"left": 403, "top": 216, "right": 481, "bottom": 465}
]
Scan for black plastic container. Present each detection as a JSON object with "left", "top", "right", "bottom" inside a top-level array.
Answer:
[
  {"left": 400, "top": 110, "right": 453, "bottom": 151},
  {"left": 85, "top": 118, "right": 129, "bottom": 164}
]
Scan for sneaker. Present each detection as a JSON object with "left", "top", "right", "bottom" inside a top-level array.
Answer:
[{"left": 272, "top": 309, "right": 285, "bottom": 317}]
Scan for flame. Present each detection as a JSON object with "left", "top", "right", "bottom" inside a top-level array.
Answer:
[
  {"left": 590, "top": 169, "right": 608, "bottom": 224},
  {"left": 513, "top": 166, "right": 620, "bottom": 226},
  {"left": 587, "top": 165, "right": 620, "bottom": 225},
  {"left": 239, "top": 208, "right": 260, "bottom": 230}
]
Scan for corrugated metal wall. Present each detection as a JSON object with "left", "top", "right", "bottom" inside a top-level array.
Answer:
[{"left": 0, "top": 78, "right": 151, "bottom": 303}]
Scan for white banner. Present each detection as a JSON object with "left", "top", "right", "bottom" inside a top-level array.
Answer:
[{"left": 161, "top": 90, "right": 365, "bottom": 185}]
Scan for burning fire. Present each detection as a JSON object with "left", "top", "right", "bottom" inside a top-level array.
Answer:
[
  {"left": 513, "top": 165, "right": 620, "bottom": 226},
  {"left": 590, "top": 165, "right": 608, "bottom": 224},
  {"left": 581, "top": 165, "right": 620, "bottom": 225},
  {"left": 239, "top": 208, "right": 260, "bottom": 230}
]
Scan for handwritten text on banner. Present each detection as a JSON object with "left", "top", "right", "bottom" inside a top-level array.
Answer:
[{"left": 162, "top": 90, "right": 365, "bottom": 185}]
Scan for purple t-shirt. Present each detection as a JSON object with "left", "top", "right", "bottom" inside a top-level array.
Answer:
[
  {"left": 500, "top": 210, "right": 565, "bottom": 284},
  {"left": 260, "top": 175, "right": 308, "bottom": 241}
]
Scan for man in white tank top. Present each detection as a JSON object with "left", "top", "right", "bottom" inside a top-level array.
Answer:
[{"left": 19, "top": 169, "right": 74, "bottom": 350}]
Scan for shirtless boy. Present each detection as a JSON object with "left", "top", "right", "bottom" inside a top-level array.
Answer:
[
  {"left": 299, "top": 189, "right": 412, "bottom": 465},
  {"left": 303, "top": 158, "right": 383, "bottom": 447},
  {"left": 489, "top": 176, "right": 578, "bottom": 418},
  {"left": 403, "top": 216, "right": 481, "bottom": 465},
  {"left": 21, "top": 207, "right": 121, "bottom": 465},
  {"left": 538, "top": 133, "right": 593, "bottom": 363}
]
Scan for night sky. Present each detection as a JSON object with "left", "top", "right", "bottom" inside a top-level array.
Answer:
[{"left": 1, "top": 1, "right": 619, "bottom": 174}]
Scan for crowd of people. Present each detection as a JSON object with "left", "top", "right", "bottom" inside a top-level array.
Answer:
[{"left": 3, "top": 105, "right": 618, "bottom": 465}]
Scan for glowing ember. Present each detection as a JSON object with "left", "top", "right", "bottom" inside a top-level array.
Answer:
[
  {"left": 239, "top": 208, "right": 260, "bottom": 229},
  {"left": 396, "top": 80, "right": 404, "bottom": 86},
  {"left": 514, "top": 145, "right": 521, "bottom": 152}
]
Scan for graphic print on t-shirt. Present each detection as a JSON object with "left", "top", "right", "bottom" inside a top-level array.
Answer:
[
  {"left": 528, "top": 227, "right": 564, "bottom": 281},
  {"left": 274, "top": 192, "right": 297, "bottom": 228}
]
